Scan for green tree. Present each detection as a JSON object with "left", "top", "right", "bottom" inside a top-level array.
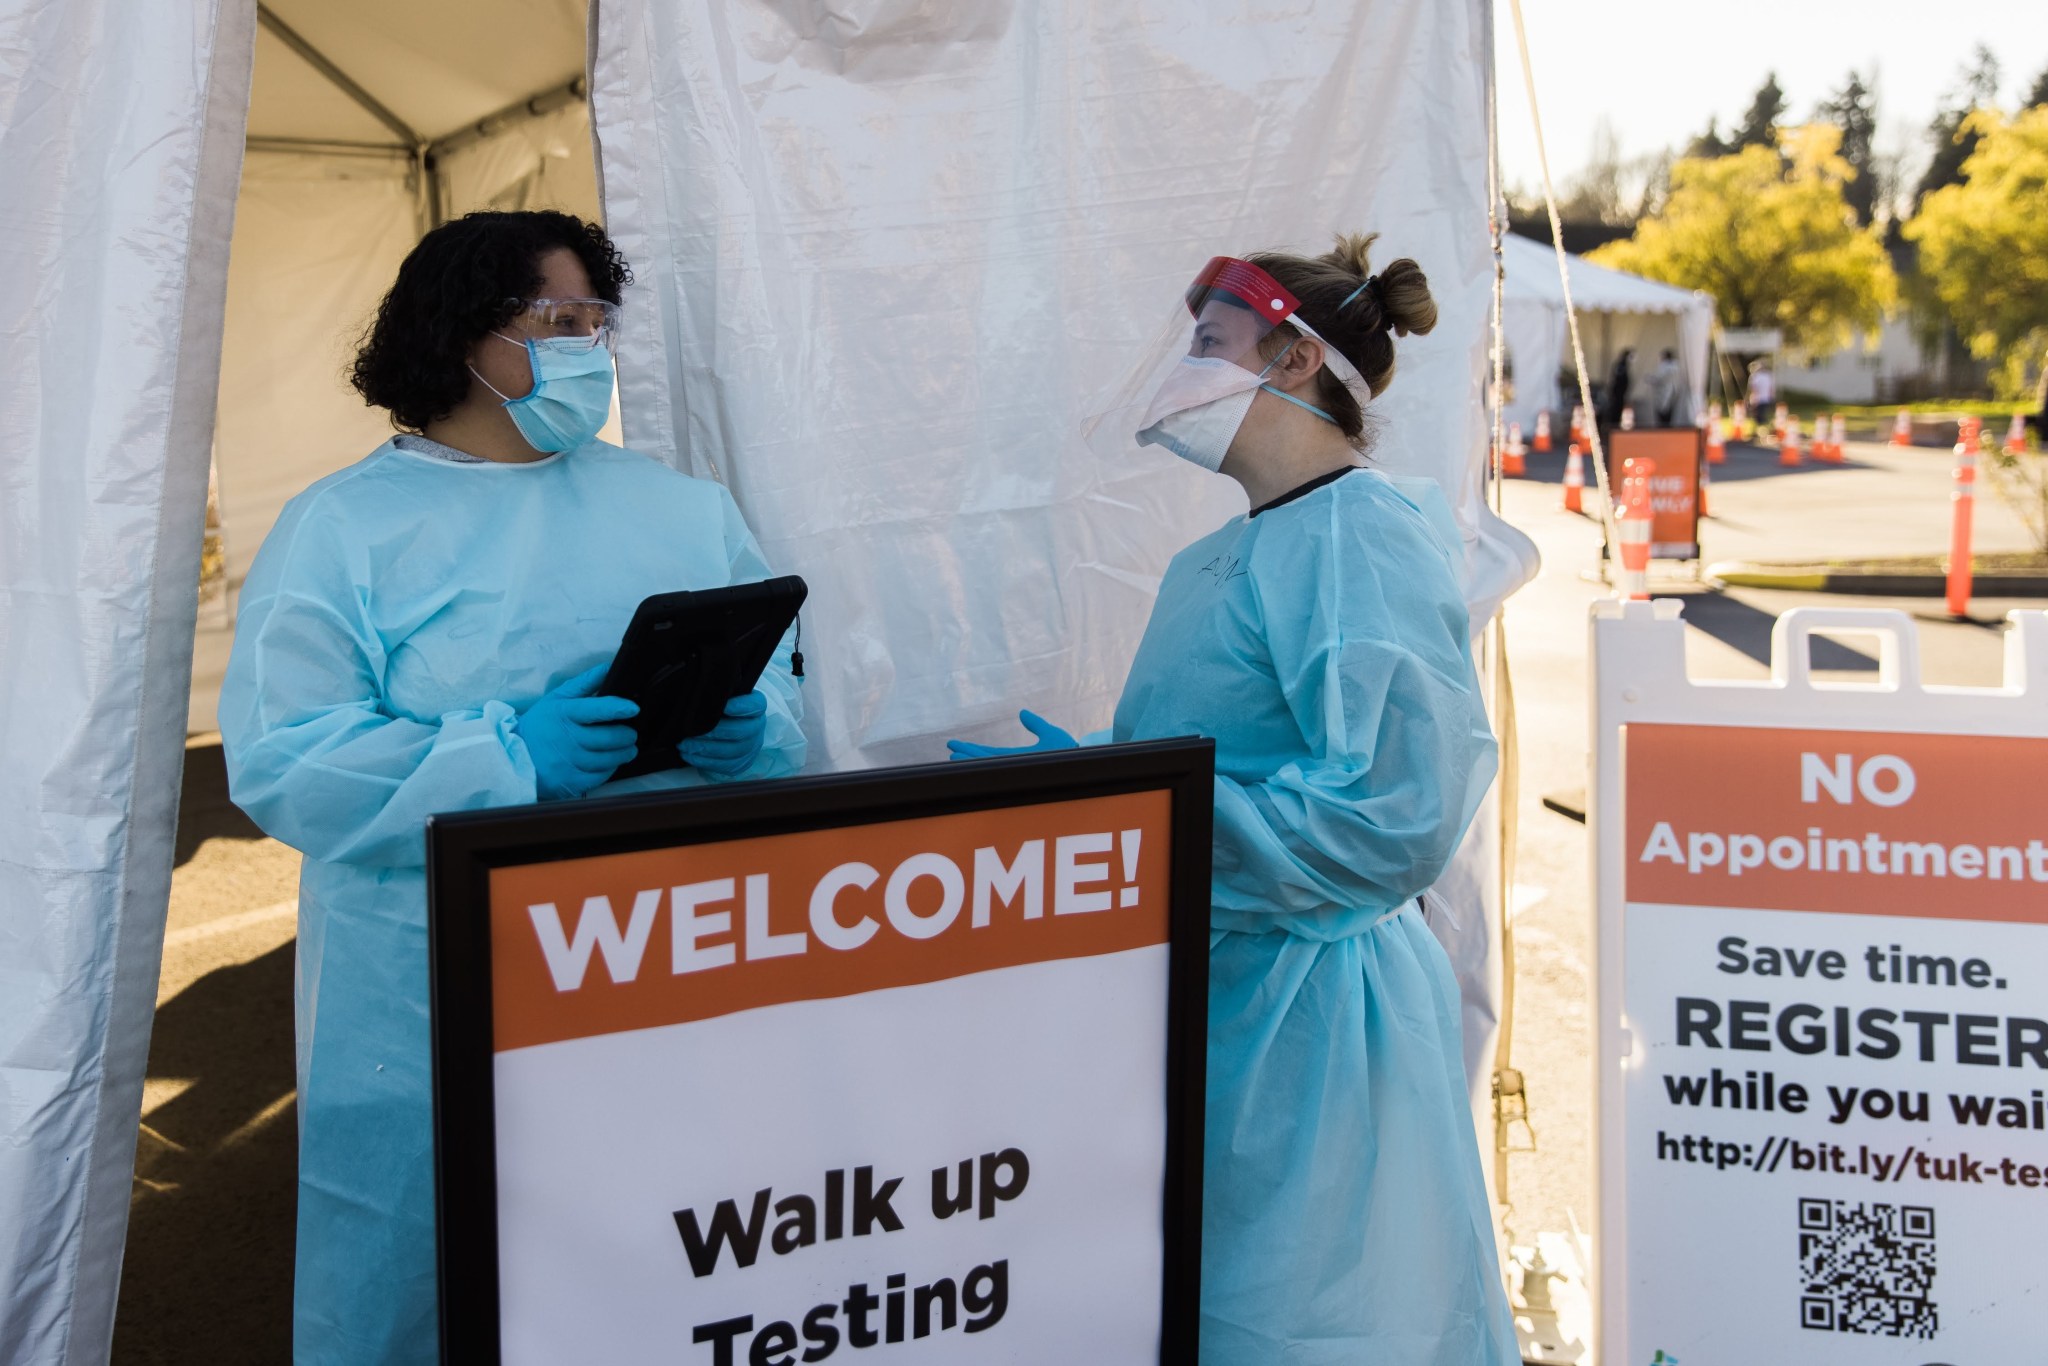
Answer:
[
  {"left": 1915, "top": 45, "right": 2001, "bottom": 207},
  {"left": 1735, "top": 74, "right": 1787, "bottom": 150},
  {"left": 1907, "top": 107, "right": 2048, "bottom": 397},
  {"left": 1589, "top": 126, "right": 1897, "bottom": 353},
  {"left": 1815, "top": 71, "right": 1879, "bottom": 225}
]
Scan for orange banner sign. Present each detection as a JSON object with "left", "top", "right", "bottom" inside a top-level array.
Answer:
[
  {"left": 1625, "top": 724, "right": 2048, "bottom": 923},
  {"left": 489, "top": 789, "right": 1172, "bottom": 1051},
  {"left": 1606, "top": 429, "right": 1703, "bottom": 558}
]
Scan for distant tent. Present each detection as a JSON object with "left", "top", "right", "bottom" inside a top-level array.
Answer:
[{"left": 1500, "top": 233, "right": 1714, "bottom": 430}]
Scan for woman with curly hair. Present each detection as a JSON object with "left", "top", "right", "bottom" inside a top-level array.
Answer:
[{"left": 219, "top": 211, "right": 805, "bottom": 1363}]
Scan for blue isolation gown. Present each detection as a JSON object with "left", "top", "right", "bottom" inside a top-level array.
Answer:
[
  {"left": 1113, "top": 468, "right": 1516, "bottom": 1365},
  {"left": 219, "top": 438, "right": 805, "bottom": 1365}
]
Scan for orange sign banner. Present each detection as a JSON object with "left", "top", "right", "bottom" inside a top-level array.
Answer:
[
  {"left": 1606, "top": 429, "right": 1702, "bottom": 558},
  {"left": 1625, "top": 724, "right": 2048, "bottom": 923},
  {"left": 489, "top": 789, "right": 1172, "bottom": 1051}
]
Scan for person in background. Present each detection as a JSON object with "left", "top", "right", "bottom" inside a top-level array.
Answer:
[
  {"left": 1602, "top": 346, "right": 1634, "bottom": 428},
  {"left": 950, "top": 237, "right": 1516, "bottom": 1364},
  {"left": 1650, "top": 347, "right": 1683, "bottom": 427},
  {"left": 1747, "top": 358, "right": 1776, "bottom": 432},
  {"left": 219, "top": 210, "right": 805, "bottom": 1364},
  {"left": 2027, "top": 352, "right": 2046, "bottom": 443}
]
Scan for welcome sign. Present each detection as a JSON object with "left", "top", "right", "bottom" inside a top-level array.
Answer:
[{"left": 427, "top": 743, "right": 1212, "bottom": 1364}]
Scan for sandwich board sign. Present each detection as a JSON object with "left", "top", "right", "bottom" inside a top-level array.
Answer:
[
  {"left": 427, "top": 741, "right": 1212, "bottom": 1364},
  {"left": 1592, "top": 602, "right": 2048, "bottom": 1363}
]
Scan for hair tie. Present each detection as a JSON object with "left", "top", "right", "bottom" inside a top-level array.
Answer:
[{"left": 1338, "top": 274, "right": 1379, "bottom": 311}]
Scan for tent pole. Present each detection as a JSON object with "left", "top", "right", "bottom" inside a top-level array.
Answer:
[
  {"left": 427, "top": 76, "right": 589, "bottom": 162},
  {"left": 253, "top": 4, "right": 441, "bottom": 232},
  {"left": 244, "top": 136, "right": 410, "bottom": 158},
  {"left": 254, "top": 5, "right": 423, "bottom": 151}
]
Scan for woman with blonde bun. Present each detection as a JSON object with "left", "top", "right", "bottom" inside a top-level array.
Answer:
[{"left": 954, "top": 234, "right": 1517, "bottom": 1364}]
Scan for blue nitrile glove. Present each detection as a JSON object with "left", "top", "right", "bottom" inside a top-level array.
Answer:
[
  {"left": 679, "top": 690, "right": 769, "bottom": 777},
  {"left": 516, "top": 663, "right": 640, "bottom": 800},
  {"left": 946, "top": 710, "right": 1079, "bottom": 761}
]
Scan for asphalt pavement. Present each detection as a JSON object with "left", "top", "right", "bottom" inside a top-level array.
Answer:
[{"left": 116, "top": 431, "right": 2046, "bottom": 1360}]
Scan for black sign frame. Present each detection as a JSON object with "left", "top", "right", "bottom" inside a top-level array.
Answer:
[{"left": 427, "top": 739, "right": 1214, "bottom": 1364}]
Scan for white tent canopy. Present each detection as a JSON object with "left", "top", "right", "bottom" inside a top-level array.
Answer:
[{"left": 1500, "top": 231, "right": 1714, "bottom": 432}]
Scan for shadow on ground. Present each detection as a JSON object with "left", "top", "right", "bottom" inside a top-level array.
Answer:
[
  {"left": 115, "top": 748, "right": 297, "bottom": 1364},
  {"left": 175, "top": 742, "right": 266, "bottom": 867},
  {"left": 1680, "top": 592, "right": 1879, "bottom": 671}
]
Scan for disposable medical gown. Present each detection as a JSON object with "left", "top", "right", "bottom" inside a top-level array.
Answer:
[
  {"left": 219, "top": 439, "right": 805, "bottom": 1365},
  {"left": 1113, "top": 468, "right": 1515, "bottom": 1365}
]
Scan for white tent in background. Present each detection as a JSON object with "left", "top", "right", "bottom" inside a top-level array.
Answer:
[
  {"left": 197, "top": 0, "right": 600, "bottom": 730},
  {"left": 1500, "top": 231, "right": 1714, "bottom": 432}
]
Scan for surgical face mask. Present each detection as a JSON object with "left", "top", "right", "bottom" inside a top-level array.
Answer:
[
  {"left": 1136, "top": 356, "right": 1263, "bottom": 471},
  {"left": 471, "top": 333, "right": 615, "bottom": 453},
  {"left": 1135, "top": 343, "right": 1335, "bottom": 472}
]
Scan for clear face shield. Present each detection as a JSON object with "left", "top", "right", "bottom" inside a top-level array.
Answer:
[{"left": 1083, "top": 257, "right": 1359, "bottom": 473}]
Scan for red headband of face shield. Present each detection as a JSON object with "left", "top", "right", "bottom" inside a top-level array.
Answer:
[{"left": 1184, "top": 257, "right": 1300, "bottom": 325}]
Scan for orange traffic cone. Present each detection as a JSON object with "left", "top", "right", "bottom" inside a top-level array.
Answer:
[
  {"left": 2006, "top": 413, "right": 2029, "bottom": 455},
  {"left": 1780, "top": 418, "right": 1803, "bottom": 467},
  {"left": 1620, "top": 406, "right": 1637, "bottom": 431},
  {"left": 1534, "top": 411, "right": 1554, "bottom": 452},
  {"left": 1832, "top": 414, "right": 1849, "bottom": 462},
  {"left": 1617, "top": 458, "right": 1655, "bottom": 601},
  {"left": 1570, "top": 404, "right": 1589, "bottom": 448},
  {"left": 1706, "top": 418, "right": 1725, "bottom": 465},
  {"left": 1774, "top": 403, "right": 1790, "bottom": 439},
  {"left": 1706, "top": 400, "right": 1723, "bottom": 432},
  {"left": 1890, "top": 409, "right": 1913, "bottom": 447},
  {"left": 1816, "top": 415, "right": 1842, "bottom": 464},
  {"left": 1698, "top": 447, "right": 1711, "bottom": 517},
  {"left": 1504, "top": 423, "right": 1528, "bottom": 477},
  {"left": 1563, "top": 443, "right": 1585, "bottom": 513}
]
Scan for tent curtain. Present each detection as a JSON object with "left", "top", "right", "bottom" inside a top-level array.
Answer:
[
  {"left": 592, "top": 0, "right": 1501, "bottom": 769},
  {"left": 0, "top": 1, "right": 255, "bottom": 1360}
]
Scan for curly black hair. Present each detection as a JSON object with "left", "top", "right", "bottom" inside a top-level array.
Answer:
[{"left": 350, "top": 210, "right": 632, "bottom": 432}]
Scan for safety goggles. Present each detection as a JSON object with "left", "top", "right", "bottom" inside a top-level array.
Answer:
[{"left": 503, "top": 296, "right": 621, "bottom": 353}]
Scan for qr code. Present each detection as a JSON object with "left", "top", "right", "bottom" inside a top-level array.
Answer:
[{"left": 1797, "top": 1198, "right": 1937, "bottom": 1338}]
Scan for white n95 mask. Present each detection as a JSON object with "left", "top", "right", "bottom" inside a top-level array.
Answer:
[{"left": 1136, "top": 356, "right": 1264, "bottom": 472}]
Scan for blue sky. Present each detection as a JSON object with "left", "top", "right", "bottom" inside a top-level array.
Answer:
[{"left": 1494, "top": 0, "right": 2046, "bottom": 190}]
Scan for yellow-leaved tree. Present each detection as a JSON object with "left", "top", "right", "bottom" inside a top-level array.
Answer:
[
  {"left": 1907, "top": 107, "right": 2048, "bottom": 399},
  {"left": 1590, "top": 126, "right": 1896, "bottom": 353}
]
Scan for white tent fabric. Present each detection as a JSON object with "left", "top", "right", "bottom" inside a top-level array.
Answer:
[
  {"left": 1501, "top": 231, "right": 1714, "bottom": 431},
  {"left": 591, "top": 0, "right": 1531, "bottom": 1134},
  {"left": 596, "top": 0, "right": 1510, "bottom": 765},
  {"left": 0, "top": 1, "right": 254, "bottom": 1360}
]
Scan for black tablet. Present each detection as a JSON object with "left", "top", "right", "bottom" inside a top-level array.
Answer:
[{"left": 601, "top": 576, "right": 807, "bottom": 780}]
